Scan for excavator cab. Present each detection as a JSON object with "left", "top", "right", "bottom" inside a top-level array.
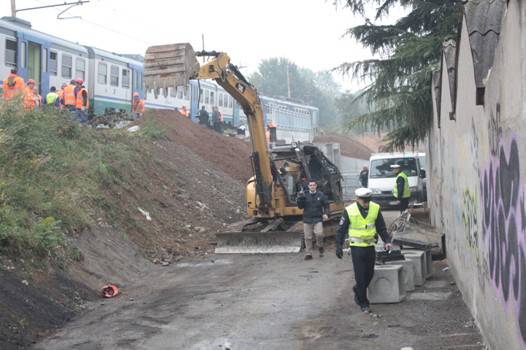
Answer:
[{"left": 144, "top": 43, "right": 345, "bottom": 254}]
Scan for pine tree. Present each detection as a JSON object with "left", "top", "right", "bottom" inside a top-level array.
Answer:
[{"left": 339, "top": 0, "right": 464, "bottom": 149}]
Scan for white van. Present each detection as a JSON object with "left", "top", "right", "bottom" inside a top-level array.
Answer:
[{"left": 367, "top": 152, "right": 427, "bottom": 208}]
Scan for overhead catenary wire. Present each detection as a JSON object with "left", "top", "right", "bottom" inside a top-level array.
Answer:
[{"left": 25, "top": 0, "right": 153, "bottom": 46}]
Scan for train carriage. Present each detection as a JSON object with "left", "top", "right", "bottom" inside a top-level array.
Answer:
[
  {"left": 0, "top": 17, "right": 319, "bottom": 143},
  {"left": 0, "top": 16, "right": 88, "bottom": 97},
  {"left": 85, "top": 46, "right": 144, "bottom": 115}
]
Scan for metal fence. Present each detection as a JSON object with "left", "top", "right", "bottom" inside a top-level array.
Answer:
[{"left": 341, "top": 172, "right": 361, "bottom": 202}]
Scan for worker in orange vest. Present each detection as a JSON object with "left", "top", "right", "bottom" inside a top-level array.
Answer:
[
  {"left": 74, "top": 79, "right": 89, "bottom": 123},
  {"left": 180, "top": 105, "right": 189, "bottom": 118},
  {"left": 23, "top": 79, "right": 37, "bottom": 111},
  {"left": 62, "top": 80, "right": 76, "bottom": 111},
  {"left": 131, "top": 92, "right": 145, "bottom": 120},
  {"left": 3, "top": 69, "right": 25, "bottom": 101}
]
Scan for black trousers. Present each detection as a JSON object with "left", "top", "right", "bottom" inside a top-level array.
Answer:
[
  {"left": 350, "top": 246, "right": 376, "bottom": 306},
  {"left": 399, "top": 198, "right": 410, "bottom": 213}
]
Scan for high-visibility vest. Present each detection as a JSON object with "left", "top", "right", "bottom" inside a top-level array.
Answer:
[
  {"left": 132, "top": 99, "right": 144, "bottom": 113},
  {"left": 346, "top": 202, "right": 380, "bottom": 247},
  {"left": 75, "top": 87, "right": 89, "bottom": 109},
  {"left": 393, "top": 171, "right": 411, "bottom": 199},
  {"left": 63, "top": 84, "right": 76, "bottom": 106},
  {"left": 46, "top": 92, "right": 59, "bottom": 105},
  {"left": 3, "top": 74, "right": 25, "bottom": 100},
  {"left": 23, "top": 87, "right": 36, "bottom": 111}
]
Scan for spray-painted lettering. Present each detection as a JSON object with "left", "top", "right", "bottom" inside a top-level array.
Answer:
[{"left": 480, "top": 138, "right": 526, "bottom": 344}]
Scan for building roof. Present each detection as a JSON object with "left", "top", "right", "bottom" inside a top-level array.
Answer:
[
  {"left": 313, "top": 134, "right": 373, "bottom": 160},
  {"left": 464, "top": 0, "right": 506, "bottom": 88}
]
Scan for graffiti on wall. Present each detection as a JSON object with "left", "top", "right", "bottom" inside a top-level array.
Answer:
[
  {"left": 480, "top": 137, "right": 526, "bottom": 344},
  {"left": 488, "top": 104, "right": 502, "bottom": 156},
  {"left": 462, "top": 190, "right": 479, "bottom": 249}
]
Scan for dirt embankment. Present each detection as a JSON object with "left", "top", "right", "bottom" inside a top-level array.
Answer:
[{"left": 0, "top": 110, "right": 252, "bottom": 349}]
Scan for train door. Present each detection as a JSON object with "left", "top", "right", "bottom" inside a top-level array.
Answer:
[
  {"left": 189, "top": 80, "right": 199, "bottom": 118},
  {"left": 16, "top": 32, "right": 50, "bottom": 95},
  {"left": 27, "top": 42, "right": 40, "bottom": 90}
]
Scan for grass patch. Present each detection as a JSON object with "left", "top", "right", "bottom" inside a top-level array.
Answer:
[
  {"left": 139, "top": 117, "right": 167, "bottom": 140},
  {"left": 0, "top": 102, "right": 145, "bottom": 258}
]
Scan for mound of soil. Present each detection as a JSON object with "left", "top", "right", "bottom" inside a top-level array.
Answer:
[
  {"left": 153, "top": 110, "right": 252, "bottom": 182},
  {"left": 0, "top": 109, "right": 254, "bottom": 349}
]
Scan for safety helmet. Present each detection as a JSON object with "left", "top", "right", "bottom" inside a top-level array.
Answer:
[
  {"left": 27, "top": 79, "right": 35, "bottom": 85},
  {"left": 75, "top": 79, "right": 84, "bottom": 84},
  {"left": 355, "top": 188, "right": 373, "bottom": 198},
  {"left": 133, "top": 92, "right": 140, "bottom": 97}
]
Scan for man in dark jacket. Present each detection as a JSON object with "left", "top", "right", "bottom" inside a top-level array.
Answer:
[
  {"left": 336, "top": 188, "right": 392, "bottom": 312},
  {"left": 359, "top": 166, "right": 369, "bottom": 188},
  {"left": 198, "top": 105, "right": 210, "bottom": 126},
  {"left": 297, "top": 180, "right": 329, "bottom": 260}
]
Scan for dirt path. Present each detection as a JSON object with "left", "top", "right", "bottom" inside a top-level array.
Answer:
[{"left": 35, "top": 250, "right": 484, "bottom": 350}]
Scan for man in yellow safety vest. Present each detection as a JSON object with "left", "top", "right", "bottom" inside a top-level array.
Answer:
[
  {"left": 335, "top": 188, "right": 392, "bottom": 313},
  {"left": 391, "top": 164, "right": 411, "bottom": 213}
]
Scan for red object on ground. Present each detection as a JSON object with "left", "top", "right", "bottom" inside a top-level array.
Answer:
[{"left": 101, "top": 284, "right": 119, "bottom": 298}]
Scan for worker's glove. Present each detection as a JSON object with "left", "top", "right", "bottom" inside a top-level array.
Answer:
[{"left": 336, "top": 247, "right": 343, "bottom": 259}]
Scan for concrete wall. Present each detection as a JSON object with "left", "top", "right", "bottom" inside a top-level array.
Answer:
[{"left": 428, "top": 2, "right": 526, "bottom": 349}]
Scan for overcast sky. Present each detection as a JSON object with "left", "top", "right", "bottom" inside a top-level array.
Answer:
[{"left": 4, "top": 0, "right": 405, "bottom": 91}]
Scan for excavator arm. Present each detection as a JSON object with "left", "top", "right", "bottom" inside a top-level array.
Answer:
[
  {"left": 194, "top": 51, "right": 273, "bottom": 214},
  {"left": 144, "top": 44, "right": 273, "bottom": 215}
]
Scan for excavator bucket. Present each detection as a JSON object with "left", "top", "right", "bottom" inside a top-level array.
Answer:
[
  {"left": 144, "top": 43, "right": 200, "bottom": 91},
  {"left": 215, "top": 231, "right": 303, "bottom": 254}
]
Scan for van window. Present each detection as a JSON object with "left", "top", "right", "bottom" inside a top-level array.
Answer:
[
  {"left": 61, "top": 54, "right": 72, "bottom": 78},
  {"left": 5, "top": 39, "right": 17, "bottom": 66},
  {"left": 370, "top": 157, "right": 418, "bottom": 178},
  {"left": 49, "top": 51, "right": 58, "bottom": 75}
]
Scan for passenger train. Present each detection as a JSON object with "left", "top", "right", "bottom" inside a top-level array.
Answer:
[{"left": 0, "top": 16, "right": 318, "bottom": 142}]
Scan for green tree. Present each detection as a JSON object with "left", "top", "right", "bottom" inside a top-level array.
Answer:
[
  {"left": 250, "top": 58, "right": 341, "bottom": 129},
  {"left": 338, "top": 0, "right": 463, "bottom": 149}
]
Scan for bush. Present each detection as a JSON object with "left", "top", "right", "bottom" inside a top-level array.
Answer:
[{"left": 0, "top": 103, "right": 142, "bottom": 258}]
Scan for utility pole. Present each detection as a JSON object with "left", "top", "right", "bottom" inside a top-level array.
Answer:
[
  {"left": 11, "top": 0, "right": 16, "bottom": 17},
  {"left": 202, "top": 34, "right": 205, "bottom": 63}
]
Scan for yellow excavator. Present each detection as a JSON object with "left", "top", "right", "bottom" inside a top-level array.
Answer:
[{"left": 144, "top": 43, "right": 344, "bottom": 253}]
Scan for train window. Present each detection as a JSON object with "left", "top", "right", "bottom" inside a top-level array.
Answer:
[
  {"left": 218, "top": 93, "right": 223, "bottom": 107},
  {"left": 98, "top": 62, "right": 107, "bottom": 84},
  {"left": 110, "top": 65, "right": 119, "bottom": 86},
  {"left": 5, "top": 39, "right": 17, "bottom": 67},
  {"left": 229, "top": 96, "right": 233, "bottom": 108},
  {"left": 204, "top": 90, "right": 210, "bottom": 104},
  {"left": 210, "top": 91, "right": 215, "bottom": 105},
  {"left": 75, "top": 58, "right": 86, "bottom": 81},
  {"left": 61, "top": 54, "right": 72, "bottom": 78},
  {"left": 49, "top": 51, "right": 57, "bottom": 75},
  {"left": 122, "top": 69, "right": 130, "bottom": 88},
  {"left": 177, "top": 86, "right": 183, "bottom": 99},
  {"left": 169, "top": 87, "right": 176, "bottom": 97}
]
